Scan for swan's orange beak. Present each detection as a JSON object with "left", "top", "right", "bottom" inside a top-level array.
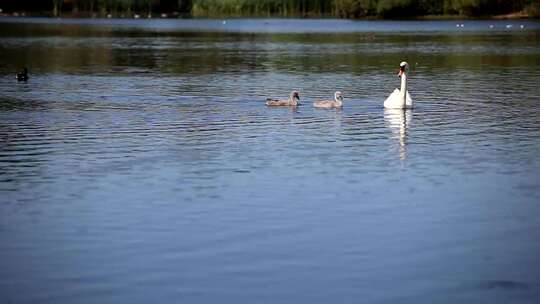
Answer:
[{"left": 398, "top": 69, "right": 404, "bottom": 77}]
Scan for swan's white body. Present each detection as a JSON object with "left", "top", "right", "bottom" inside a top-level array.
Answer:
[
  {"left": 384, "top": 62, "right": 413, "bottom": 109},
  {"left": 384, "top": 89, "right": 413, "bottom": 109}
]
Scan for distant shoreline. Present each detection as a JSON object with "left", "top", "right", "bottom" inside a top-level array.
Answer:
[{"left": 0, "top": 11, "right": 538, "bottom": 21}]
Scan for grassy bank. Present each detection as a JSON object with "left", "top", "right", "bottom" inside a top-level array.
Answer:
[
  {"left": 1, "top": 0, "right": 538, "bottom": 19},
  {"left": 190, "top": 0, "right": 539, "bottom": 19}
]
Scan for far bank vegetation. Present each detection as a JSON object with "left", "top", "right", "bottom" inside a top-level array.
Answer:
[{"left": 2, "top": 0, "right": 539, "bottom": 18}]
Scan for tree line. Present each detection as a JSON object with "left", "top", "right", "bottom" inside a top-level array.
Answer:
[
  {"left": 1, "top": 0, "right": 538, "bottom": 18},
  {"left": 1, "top": 0, "right": 191, "bottom": 17}
]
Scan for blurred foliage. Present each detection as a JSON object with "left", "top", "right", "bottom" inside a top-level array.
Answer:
[
  {"left": 1, "top": 0, "right": 538, "bottom": 17},
  {"left": 1, "top": 0, "right": 191, "bottom": 16}
]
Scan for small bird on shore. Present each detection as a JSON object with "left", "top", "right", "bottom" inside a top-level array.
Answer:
[
  {"left": 313, "top": 91, "right": 344, "bottom": 109},
  {"left": 16, "top": 67, "right": 28, "bottom": 81},
  {"left": 266, "top": 91, "right": 300, "bottom": 107}
]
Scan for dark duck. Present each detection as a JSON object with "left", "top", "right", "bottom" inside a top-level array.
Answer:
[{"left": 16, "top": 68, "right": 28, "bottom": 81}]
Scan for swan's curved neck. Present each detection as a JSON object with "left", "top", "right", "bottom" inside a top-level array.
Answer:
[
  {"left": 400, "top": 72, "right": 407, "bottom": 106},
  {"left": 334, "top": 96, "right": 342, "bottom": 106}
]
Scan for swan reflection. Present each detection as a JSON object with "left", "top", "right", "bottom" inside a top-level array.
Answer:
[{"left": 384, "top": 108, "right": 412, "bottom": 160}]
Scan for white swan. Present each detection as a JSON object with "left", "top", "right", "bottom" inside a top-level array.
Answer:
[{"left": 384, "top": 61, "right": 413, "bottom": 109}]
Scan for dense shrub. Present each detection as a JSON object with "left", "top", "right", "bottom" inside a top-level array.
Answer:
[{"left": 2, "top": 0, "right": 538, "bottom": 18}]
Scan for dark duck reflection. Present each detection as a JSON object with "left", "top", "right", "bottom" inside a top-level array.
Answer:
[{"left": 16, "top": 68, "right": 28, "bottom": 81}]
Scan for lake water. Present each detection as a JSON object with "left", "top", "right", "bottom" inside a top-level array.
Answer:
[{"left": 1, "top": 17, "right": 540, "bottom": 303}]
